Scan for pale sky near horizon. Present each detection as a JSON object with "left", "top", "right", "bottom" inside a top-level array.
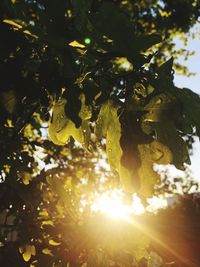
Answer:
[{"left": 173, "top": 24, "right": 200, "bottom": 182}]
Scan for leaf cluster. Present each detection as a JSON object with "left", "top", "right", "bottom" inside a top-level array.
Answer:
[{"left": 0, "top": 1, "right": 200, "bottom": 266}]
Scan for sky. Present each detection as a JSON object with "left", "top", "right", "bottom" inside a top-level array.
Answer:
[{"left": 173, "top": 24, "right": 200, "bottom": 182}]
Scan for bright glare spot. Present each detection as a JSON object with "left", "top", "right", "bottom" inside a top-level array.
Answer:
[
  {"left": 146, "top": 196, "right": 168, "bottom": 212},
  {"left": 132, "top": 195, "right": 145, "bottom": 215},
  {"left": 91, "top": 190, "right": 145, "bottom": 220},
  {"left": 121, "top": 61, "right": 132, "bottom": 70},
  {"left": 84, "top": 38, "right": 91, "bottom": 45},
  {"left": 80, "top": 178, "right": 88, "bottom": 185},
  {"left": 86, "top": 189, "right": 168, "bottom": 220}
]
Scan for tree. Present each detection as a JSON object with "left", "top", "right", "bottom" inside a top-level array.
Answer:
[{"left": 0, "top": 0, "right": 200, "bottom": 266}]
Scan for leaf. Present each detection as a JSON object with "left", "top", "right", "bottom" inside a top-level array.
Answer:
[
  {"left": 46, "top": 175, "right": 68, "bottom": 203},
  {"left": 140, "top": 91, "right": 190, "bottom": 170},
  {"left": 48, "top": 98, "right": 77, "bottom": 145},
  {"left": 3, "top": 19, "right": 23, "bottom": 29},
  {"left": 96, "top": 102, "right": 171, "bottom": 194},
  {"left": 21, "top": 172, "right": 32, "bottom": 185},
  {"left": 154, "top": 58, "right": 174, "bottom": 91},
  {"left": 95, "top": 100, "right": 113, "bottom": 139},
  {"left": 95, "top": 101, "right": 135, "bottom": 192},
  {"left": 149, "top": 122, "right": 190, "bottom": 170},
  {"left": 71, "top": 0, "right": 93, "bottom": 32},
  {"left": 42, "top": 248, "right": 53, "bottom": 256},
  {"left": 90, "top": 2, "right": 161, "bottom": 58},
  {"left": 39, "top": 210, "right": 49, "bottom": 218},
  {"left": 79, "top": 94, "right": 92, "bottom": 120},
  {"left": 176, "top": 87, "right": 200, "bottom": 136},
  {"left": 157, "top": 57, "right": 174, "bottom": 77},
  {"left": 142, "top": 93, "right": 180, "bottom": 122},
  {"left": 41, "top": 220, "right": 54, "bottom": 228},
  {"left": 0, "top": 90, "right": 17, "bottom": 114},
  {"left": 138, "top": 141, "right": 172, "bottom": 197},
  {"left": 133, "top": 34, "right": 162, "bottom": 52},
  {"left": 49, "top": 240, "right": 61, "bottom": 246},
  {"left": 3, "top": 19, "right": 38, "bottom": 38},
  {"left": 90, "top": 2, "right": 132, "bottom": 44},
  {"left": 68, "top": 40, "right": 86, "bottom": 49},
  {"left": 31, "top": 245, "right": 36, "bottom": 256},
  {"left": 23, "top": 250, "right": 31, "bottom": 262},
  {"left": 21, "top": 245, "right": 36, "bottom": 262},
  {"left": 48, "top": 94, "right": 91, "bottom": 146}
]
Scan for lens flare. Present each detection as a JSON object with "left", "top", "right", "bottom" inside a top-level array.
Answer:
[{"left": 91, "top": 190, "right": 145, "bottom": 219}]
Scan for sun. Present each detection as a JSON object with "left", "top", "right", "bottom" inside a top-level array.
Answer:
[{"left": 91, "top": 189, "right": 145, "bottom": 220}]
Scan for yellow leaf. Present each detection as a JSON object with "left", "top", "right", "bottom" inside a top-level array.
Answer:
[
  {"left": 20, "top": 244, "right": 36, "bottom": 262},
  {"left": 4, "top": 164, "right": 11, "bottom": 174},
  {"left": 22, "top": 245, "right": 32, "bottom": 262},
  {"left": 95, "top": 100, "right": 113, "bottom": 139},
  {"left": 3, "top": 19, "right": 38, "bottom": 38},
  {"left": 48, "top": 98, "right": 81, "bottom": 145},
  {"left": 23, "top": 30, "right": 38, "bottom": 38},
  {"left": 31, "top": 245, "right": 36, "bottom": 256},
  {"left": 42, "top": 248, "right": 53, "bottom": 256},
  {"left": 79, "top": 94, "right": 92, "bottom": 120},
  {"left": 19, "top": 247, "right": 24, "bottom": 254},
  {"left": 56, "top": 119, "right": 84, "bottom": 145},
  {"left": 48, "top": 94, "right": 91, "bottom": 146},
  {"left": 49, "top": 239, "right": 61, "bottom": 246},
  {"left": 3, "top": 19, "right": 23, "bottom": 29},
  {"left": 41, "top": 220, "right": 54, "bottom": 227},
  {"left": 95, "top": 101, "right": 135, "bottom": 192},
  {"left": 21, "top": 172, "right": 32, "bottom": 185},
  {"left": 39, "top": 210, "right": 49, "bottom": 217},
  {"left": 68, "top": 40, "right": 85, "bottom": 48}
]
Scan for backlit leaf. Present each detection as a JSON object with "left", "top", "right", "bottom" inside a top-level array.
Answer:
[
  {"left": 42, "top": 248, "right": 53, "bottom": 256},
  {"left": 49, "top": 240, "right": 61, "bottom": 246},
  {"left": 22, "top": 245, "right": 35, "bottom": 262},
  {"left": 48, "top": 94, "right": 91, "bottom": 146},
  {"left": 138, "top": 141, "right": 172, "bottom": 197},
  {"left": 150, "top": 122, "right": 190, "bottom": 170},
  {"left": 95, "top": 101, "right": 135, "bottom": 192}
]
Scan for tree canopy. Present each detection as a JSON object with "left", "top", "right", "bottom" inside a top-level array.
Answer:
[{"left": 0, "top": 0, "right": 200, "bottom": 266}]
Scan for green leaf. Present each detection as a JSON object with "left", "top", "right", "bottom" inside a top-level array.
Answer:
[
  {"left": 133, "top": 34, "right": 162, "bottom": 52},
  {"left": 71, "top": 0, "right": 93, "bottom": 32},
  {"left": 142, "top": 93, "right": 180, "bottom": 122},
  {"left": 154, "top": 58, "right": 175, "bottom": 92},
  {"left": 151, "top": 121, "right": 190, "bottom": 170},
  {"left": 157, "top": 57, "right": 174, "bottom": 77},
  {"left": 90, "top": 2, "right": 161, "bottom": 59},
  {"left": 90, "top": 3, "right": 132, "bottom": 44},
  {"left": 176, "top": 87, "right": 200, "bottom": 136},
  {"left": 0, "top": 89, "right": 17, "bottom": 114}
]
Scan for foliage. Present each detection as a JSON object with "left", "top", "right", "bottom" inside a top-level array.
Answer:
[{"left": 0, "top": 0, "right": 200, "bottom": 266}]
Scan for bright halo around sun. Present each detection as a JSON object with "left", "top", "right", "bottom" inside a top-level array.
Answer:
[{"left": 91, "top": 189, "right": 145, "bottom": 220}]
